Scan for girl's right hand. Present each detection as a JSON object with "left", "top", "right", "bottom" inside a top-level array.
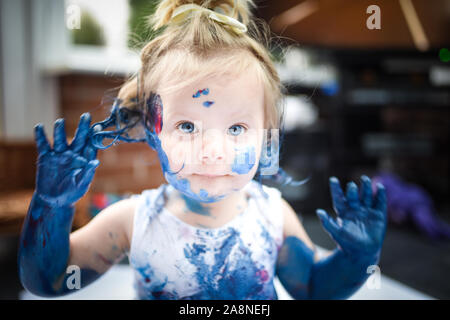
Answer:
[{"left": 34, "top": 113, "right": 100, "bottom": 207}]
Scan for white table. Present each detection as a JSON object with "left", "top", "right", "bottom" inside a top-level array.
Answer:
[{"left": 20, "top": 261, "right": 434, "bottom": 300}]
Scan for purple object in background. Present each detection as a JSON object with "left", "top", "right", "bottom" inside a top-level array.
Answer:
[{"left": 373, "top": 172, "right": 450, "bottom": 241}]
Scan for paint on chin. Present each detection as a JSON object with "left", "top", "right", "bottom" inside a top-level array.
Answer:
[{"left": 165, "top": 173, "right": 226, "bottom": 203}]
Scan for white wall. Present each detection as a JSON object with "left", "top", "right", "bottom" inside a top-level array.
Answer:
[
  {"left": 0, "top": 0, "right": 61, "bottom": 140},
  {"left": 0, "top": 0, "right": 139, "bottom": 140}
]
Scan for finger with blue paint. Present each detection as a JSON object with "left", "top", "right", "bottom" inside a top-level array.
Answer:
[
  {"left": 329, "top": 176, "right": 346, "bottom": 216},
  {"left": 35, "top": 114, "right": 100, "bottom": 206},
  {"left": 316, "top": 176, "right": 387, "bottom": 256}
]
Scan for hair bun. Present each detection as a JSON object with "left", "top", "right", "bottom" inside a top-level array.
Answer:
[{"left": 150, "top": 0, "right": 255, "bottom": 30}]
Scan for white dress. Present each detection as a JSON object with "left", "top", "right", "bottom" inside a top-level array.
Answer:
[{"left": 128, "top": 179, "right": 284, "bottom": 300}]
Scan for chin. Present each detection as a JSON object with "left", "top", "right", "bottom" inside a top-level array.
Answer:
[{"left": 195, "top": 174, "right": 251, "bottom": 193}]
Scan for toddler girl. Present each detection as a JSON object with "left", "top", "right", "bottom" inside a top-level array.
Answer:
[{"left": 18, "top": 0, "right": 387, "bottom": 300}]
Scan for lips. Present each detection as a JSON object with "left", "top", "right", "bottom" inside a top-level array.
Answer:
[{"left": 193, "top": 173, "right": 229, "bottom": 178}]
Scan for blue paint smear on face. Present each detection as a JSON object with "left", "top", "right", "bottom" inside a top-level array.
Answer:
[
  {"left": 202, "top": 101, "right": 214, "bottom": 107},
  {"left": 144, "top": 93, "right": 225, "bottom": 204},
  {"left": 232, "top": 145, "right": 256, "bottom": 175},
  {"left": 180, "top": 193, "right": 211, "bottom": 216},
  {"left": 182, "top": 228, "right": 276, "bottom": 299}
]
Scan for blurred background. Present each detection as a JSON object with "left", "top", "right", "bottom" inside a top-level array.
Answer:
[{"left": 0, "top": 0, "right": 449, "bottom": 299}]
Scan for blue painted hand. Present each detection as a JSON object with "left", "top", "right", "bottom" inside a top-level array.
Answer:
[
  {"left": 34, "top": 113, "right": 100, "bottom": 207},
  {"left": 317, "top": 175, "right": 387, "bottom": 258}
]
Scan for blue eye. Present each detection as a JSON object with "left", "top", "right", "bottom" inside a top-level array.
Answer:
[
  {"left": 177, "top": 121, "right": 196, "bottom": 134},
  {"left": 228, "top": 124, "right": 245, "bottom": 136}
]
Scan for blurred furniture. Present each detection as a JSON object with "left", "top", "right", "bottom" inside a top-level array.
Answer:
[
  {"left": 279, "top": 48, "right": 449, "bottom": 217},
  {"left": 0, "top": 189, "right": 91, "bottom": 234},
  {"left": 0, "top": 140, "right": 36, "bottom": 234},
  {"left": 256, "top": 0, "right": 449, "bottom": 50},
  {"left": 0, "top": 140, "right": 90, "bottom": 234}
]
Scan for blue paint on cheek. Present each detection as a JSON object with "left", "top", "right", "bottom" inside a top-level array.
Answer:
[
  {"left": 181, "top": 194, "right": 211, "bottom": 216},
  {"left": 202, "top": 101, "right": 214, "bottom": 107},
  {"left": 232, "top": 146, "right": 256, "bottom": 175}
]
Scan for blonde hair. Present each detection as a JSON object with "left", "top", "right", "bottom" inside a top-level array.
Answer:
[{"left": 118, "top": 0, "right": 284, "bottom": 131}]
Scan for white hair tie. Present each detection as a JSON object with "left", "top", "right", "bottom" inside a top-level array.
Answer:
[{"left": 170, "top": 3, "right": 247, "bottom": 34}]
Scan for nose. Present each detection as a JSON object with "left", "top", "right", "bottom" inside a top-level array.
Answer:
[{"left": 201, "top": 130, "right": 226, "bottom": 164}]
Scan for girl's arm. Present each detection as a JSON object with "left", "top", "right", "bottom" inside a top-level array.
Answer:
[
  {"left": 68, "top": 198, "right": 136, "bottom": 287},
  {"left": 19, "top": 196, "right": 135, "bottom": 297},
  {"left": 18, "top": 114, "right": 134, "bottom": 297},
  {"left": 276, "top": 176, "right": 387, "bottom": 300}
]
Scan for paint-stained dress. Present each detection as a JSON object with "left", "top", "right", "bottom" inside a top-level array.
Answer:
[{"left": 128, "top": 180, "right": 284, "bottom": 300}]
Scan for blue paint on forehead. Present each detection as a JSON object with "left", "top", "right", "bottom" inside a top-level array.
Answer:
[
  {"left": 202, "top": 101, "right": 214, "bottom": 107},
  {"left": 193, "top": 88, "right": 210, "bottom": 98}
]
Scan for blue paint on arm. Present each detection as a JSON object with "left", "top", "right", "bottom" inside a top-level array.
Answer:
[
  {"left": 275, "top": 236, "right": 313, "bottom": 300},
  {"left": 276, "top": 176, "right": 387, "bottom": 299},
  {"left": 276, "top": 236, "right": 378, "bottom": 300},
  {"left": 18, "top": 194, "right": 101, "bottom": 297},
  {"left": 18, "top": 115, "right": 102, "bottom": 297}
]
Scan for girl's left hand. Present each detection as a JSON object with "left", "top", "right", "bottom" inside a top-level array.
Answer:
[{"left": 316, "top": 175, "right": 387, "bottom": 258}]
